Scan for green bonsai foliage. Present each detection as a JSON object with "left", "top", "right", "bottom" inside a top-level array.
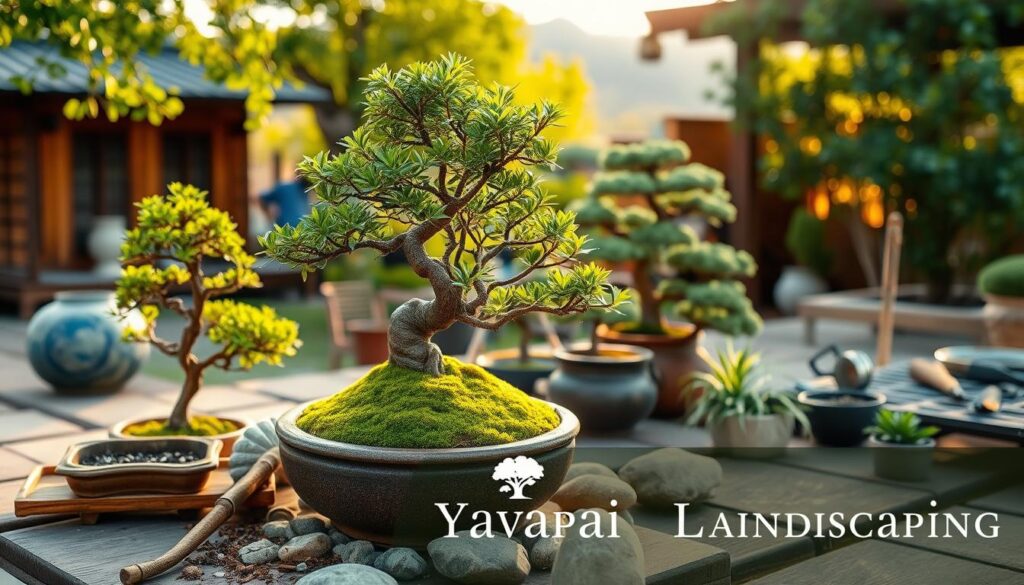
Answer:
[
  {"left": 866, "top": 409, "right": 939, "bottom": 445},
  {"left": 116, "top": 183, "right": 301, "bottom": 432},
  {"left": 978, "top": 255, "right": 1024, "bottom": 298},
  {"left": 575, "top": 139, "right": 761, "bottom": 337},
  {"left": 683, "top": 343, "right": 808, "bottom": 430},
  {"left": 262, "top": 54, "right": 626, "bottom": 376},
  {"left": 785, "top": 208, "right": 832, "bottom": 278}
]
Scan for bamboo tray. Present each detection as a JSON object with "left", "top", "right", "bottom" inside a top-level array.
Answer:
[{"left": 14, "top": 459, "right": 275, "bottom": 524}]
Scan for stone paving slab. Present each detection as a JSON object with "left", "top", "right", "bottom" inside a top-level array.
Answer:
[
  {"left": 238, "top": 366, "right": 372, "bottom": 402},
  {"left": 0, "top": 412, "right": 81, "bottom": 445},
  {"left": 210, "top": 400, "right": 298, "bottom": 423},
  {"left": 5, "top": 430, "right": 109, "bottom": 465},
  {"left": 0, "top": 388, "right": 172, "bottom": 430},
  {"left": 968, "top": 483, "right": 1024, "bottom": 517},
  {"left": 150, "top": 385, "right": 281, "bottom": 413},
  {"left": 0, "top": 451, "right": 36, "bottom": 484}
]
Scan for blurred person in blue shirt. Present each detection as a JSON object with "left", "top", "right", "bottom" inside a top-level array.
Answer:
[{"left": 260, "top": 178, "right": 311, "bottom": 228}]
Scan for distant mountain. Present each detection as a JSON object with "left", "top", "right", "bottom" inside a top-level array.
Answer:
[{"left": 527, "top": 19, "right": 734, "bottom": 139}]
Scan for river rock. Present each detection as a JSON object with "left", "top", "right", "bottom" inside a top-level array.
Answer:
[
  {"left": 334, "top": 540, "right": 376, "bottom": 565},
  {"left": 550, "top": 474, "right": 637, "bottom": 512},
  {"left": 550, "top": 509, "right": 644, "bottom": 585},
  {"left": 296, "top": 564, "right": 397, "bottom": 585},
  {"left": 564, "top": 462, "right": 619, "bottom": 482},
  {"left": 529, "top": 535, "right": 563, "bottom": 570},
  {"left": 617, "top": 448, "right": 722, "bottom": 507},
  {"left": 373, "top": 547, "right": 429, "bottom": 580},
  {"left": 262, "top": 520, "right": 295, "bottom": 540},
  {"left": 290, "top": 516, "right": 328, "bottom": 535},
  {"left": 279, "top": 533, "right": 332, "bottom": 562},
  {"left": 238, "top": 539, "right": 279, "bottom": 564},
  {"left": 328, "top": 528, "right": 351, "bottom": 546},
  {"left": 427, "top": 531, "right": 530, "bottom": 585}
]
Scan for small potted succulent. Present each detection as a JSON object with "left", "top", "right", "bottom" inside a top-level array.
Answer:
[
  {"left": 262, "top": 55, "right": 625, "bottom": 545},
  {"left": 978, "top": 255, "right": 1024, "bottom": 348},
  {"left": 774, "top": 208, "right": 830, "bottom": 314},
  {"left": 476, "top": 317, "right": 557, "bottom": 394},
  {"left": 575, "top": 139, "right": 762, "bottom": 417},
  {"left": 684, "top": 343, "right": 808, "bottom": 456},
  {"left": 112, "top": 183, "right": 302, "bottom": 451},
  {"left": 865, "top": 409, "right": 939, "bottom": 482}
]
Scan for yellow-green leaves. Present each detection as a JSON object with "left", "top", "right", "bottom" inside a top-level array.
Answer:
[{"left": 204, "top": 300, "right": 301, "bottom": 369}]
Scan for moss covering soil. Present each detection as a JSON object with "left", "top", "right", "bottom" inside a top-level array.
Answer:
[
  {"left": 297, "top": 357, "right": 561, "bottom": 448},
  {"left": 122, "top": 415, "right": 241, "bottom": 437}
]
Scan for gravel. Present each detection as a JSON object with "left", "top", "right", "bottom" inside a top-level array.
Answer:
[{"left": 79, "top": 449, "right": 202, "bottom": 466}]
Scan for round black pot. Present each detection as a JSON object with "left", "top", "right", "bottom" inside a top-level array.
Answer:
[
  {"left": 277, "top": 400, "right": 578, "bottom": 548},
  {"left": 546, "top": 343, "right": 657, "bottom": 432},
  {"left": 476, "top": 350, "right": 556, "bottom": 395},
  {"left": 797, "top": 390, "right": 886, "bottom": 447}
]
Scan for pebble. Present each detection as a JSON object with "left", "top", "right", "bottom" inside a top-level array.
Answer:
[
  {"left": 296, "top": 564, "right": 398, "bottom": 585},
  {"left": 617, "top": 448, "right": 722, "bottom": 507},
  {"left": 213, "top": 571, "right": 226, "bottom": 578},
  {"left": 296, "top": 562, "right": 308, "bottom": 572},
  {"left": 80, "top": 449, "right": 201, "bottom": 466},
  {"left": 263, "top": 520, "right": 296, "bottom": 540},
  {"left": 180, "top": 565, "right": 203, "bottom": 580},
  {"left": 564, "top": 462, "right": 619, "bottom": 482},
  {"left": 550, "top": 474, "right": 637, "bottom": 512},
  {"left": 279, "top": 533, "right": 332, "bottom": 562},
  {"left": 328, "top": 528, "right": 351, "bottom": 546},
  {"left": 373, "top": 547, "right": 429, "bottom": 580},
  {"left": 550, "top": 509, "right": 644, "bottom": 585},
  {"left": 334, "top": 539, "right": 376, "bottom": 565},
  {"left": 427, "top": 531, "right": 530, "bottom": 585},
  {"left": 529, "top": 535, "right": 563, "bottom": 570},
  {"left": 290, "top": 516, "right": 329, "bottom": 535},
  {"left": 238, "top": 539, "right": 280, "bottom": 564}
]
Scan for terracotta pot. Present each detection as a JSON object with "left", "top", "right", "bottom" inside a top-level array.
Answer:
[
  {"left": 708, "top": 413, "right": 793, "bottom": 458},
  {"left": 476, "top": 348, "right": 556, "bottom": 395},
  {"left": 110, "top": 416, "right": 249, "bottom": 455},
  {"left": 596, "top": 323, "right": 702, "bottom": 418},
  {"left": 276, "top": 400, "right": 578, "bottom": 547},
  {"left": 983, "top": 294, "right": 1024, "bottom": 348},
  {"left": 869, "top": 436, "right": 935, "bottom": 482},
  {"left": 347, "top": 319, "right": 390, "bottom": 365}
]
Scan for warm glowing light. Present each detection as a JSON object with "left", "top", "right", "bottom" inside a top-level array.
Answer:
[
  {"left": 764, "top": 139, "right": 779, "bottom": 153},
  {"left": 906, "top": 198, "right": 918, "bottom": 214},
  {"left": 812, "top": 186, "right": 830, "bottom": 219},
  {"left": 898, "top": 108, "right": 912, "bottom": 122},
  {"left": 800, "top": 136, "right": 822, "bottom": 155},
  {"left": 863, "top": 200, "right": 885, "bottom": 228},
  {"left": 896, "top": 126, "right": 912, "bottom": 141},
  {"left": 963, "top": 135, "right": 977, "bottom": 150},
  {"left": 834, "top": 180, "right": 854, "bottom": 203}
]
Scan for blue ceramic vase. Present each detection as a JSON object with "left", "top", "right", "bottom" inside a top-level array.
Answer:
[{"left": 27, "top": 291, "right": 149, "bottom": 394}]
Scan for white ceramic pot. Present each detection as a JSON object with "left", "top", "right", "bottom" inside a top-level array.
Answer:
[
  {"left": 87, "top": 215, "right": 126, "bottom": 279},
  {"left": 709, "top": 413, "right": 793, "bottom": 458},
  {"left": 773, "top": 265, "right": 828, "bottom": 315},
  {"left": 983, "top": 294, "right": 1024, "bottom": 348}
]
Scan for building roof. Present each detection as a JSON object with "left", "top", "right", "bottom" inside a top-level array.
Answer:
[{"left": 0, "top": 41, "right": 331, "bottom": 103}]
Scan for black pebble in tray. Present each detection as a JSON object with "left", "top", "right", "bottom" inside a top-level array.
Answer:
[{"left": 79, "top": 450, "right": 202, "bottom": 466}]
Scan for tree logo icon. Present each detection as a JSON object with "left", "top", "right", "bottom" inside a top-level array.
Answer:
[{"left": 492, "top": 456, "right": 545, "bottom": 500}]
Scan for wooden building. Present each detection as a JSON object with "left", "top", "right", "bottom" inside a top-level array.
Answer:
[{"left": 0, "top": 42, "right": 328, "bottom": 317}]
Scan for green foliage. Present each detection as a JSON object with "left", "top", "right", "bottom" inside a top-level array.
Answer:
[
  {"left": 716, "top": 0, "right": 1024, "bottom": 295},
  {"left": 785, "top": 209, "right": 832, "bottom": 278},
  {"left": 122, "top": 415, "right": 241, "bottom": 438},
  {"left": 684, "top": 342, "right": 808, "bottom": 430},
  {"left": 297, "top": 356, "right": 560, "bottom": 447},
  {"left": 978, "top": 255, "right": 1024, "bottom": 298},
  {"left": 116, "top": 183, "right": 301, "bottom": 425},
  {"left": 579, "top": 139, "right": 761, "bottom": 335},
  {"left": 866, "top": 409, "right": 939, "bottom": 445}
]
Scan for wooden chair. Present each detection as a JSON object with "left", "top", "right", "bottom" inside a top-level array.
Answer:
[{"left": 320, "top": 280, "right": 385, "bottom": 369}]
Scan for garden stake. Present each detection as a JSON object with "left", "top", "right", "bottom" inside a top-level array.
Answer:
[
  {"left": 876, "top": 212, "right": 903, "bottom": 367},
  {"left": 119, "top": 448, "right": 281, "bottom": 585}
]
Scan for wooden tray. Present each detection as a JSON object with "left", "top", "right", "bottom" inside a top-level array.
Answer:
[{"left": 14, "top": 458, "right": 275, "bottom": 523}]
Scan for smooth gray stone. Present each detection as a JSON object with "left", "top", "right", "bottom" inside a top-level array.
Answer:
[
  {"left": 296, "top": 564, "right": 398, "bottom": 585},
  {"left": 551, "top": 474, "right": 638, "bottom": 512},
  {"left": 373, "top": 547, "right": 429, "bottom": 580},
  {"left": 618, "top": 448, "right": 722, "bottom": 507},
  {"left": 290, "top": 516, "right": 329, "bottom": 535},
  {"left": 279, "top": 533, "right": 332, "bottom": 562},
  {"left": 564, "top": 462, "right": 619, "bottom": 482},
  {"left": 528, "top": 535, "right": 562, "bottom": 571},
  {"left": 550, "top": 509, "right": 644, "bottom": 585},
  {"left": 328, "top": 528, "right": 351, "bottom": 546},
  {"left": 263, "top": 520, "right": 296, "bottom": 540},
  {"left": 334, "top": 539, "right": 376, "bottom": 565},
  {"left": 427, "top": 531, "right": 530, "bottom": 585},
  {"left": 238, "top": 539, "right": 279, "bottom": 564}
]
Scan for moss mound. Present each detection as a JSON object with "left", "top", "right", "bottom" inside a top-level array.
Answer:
[
  {"left": 123, "top": 415, "right": 240, "bottom": 437},
  {"left": 297, "top": 357, "right": 560, "bottom": 448},
  {"left": 979, "top": 255, "right": 1024, "bottom": 298}
]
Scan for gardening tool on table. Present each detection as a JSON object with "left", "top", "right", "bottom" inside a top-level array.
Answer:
[
  {"left": 809, "top": 345, "right": 875, "bottom": 390},
  {"left": 909, "top": 358, "right": 1005, "bottom": 414}
]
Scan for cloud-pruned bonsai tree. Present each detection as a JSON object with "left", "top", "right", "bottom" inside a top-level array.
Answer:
[
  {"left": 262, "top": 54, "right": 625, "bottom": 378},
  {"left": 574, "top": 140, "right": 762, "bottom": 338},
  {"left": 116, "top": 183, "right": 301, "bottom": 434}
]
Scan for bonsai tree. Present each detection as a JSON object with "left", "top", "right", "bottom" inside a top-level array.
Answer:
[
  {"left": 574, "top": 139, "right": 761, "bottom": 338},
  {"left": 262, "top": 54, "right": 625, "bottom": 377},
  {"left": 116, "top": 183, "right": 301, "bottom": 434}
]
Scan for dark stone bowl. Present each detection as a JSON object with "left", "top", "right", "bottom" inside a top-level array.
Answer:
[
  {"left": 797, "top": 390, "right": 887, "bottom": 447},
  {"left": 276, "top": 400, "right": 579, "bottom": 548}
]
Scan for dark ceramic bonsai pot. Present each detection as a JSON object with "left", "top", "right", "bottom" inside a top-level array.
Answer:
[
  {"left": 868, "top": 436, "right": 935, "bottom": 482},
  {"left": 276, "top": 400, "right": 579, "bottom": 547},
  {"left": 797, "top": 390, "right": 886, "bottom": 446},
  {"left": 546, "top": 342, "right": 657, "bottom": 432},
  {"left": 476, "top": 348, "right": 556, "bottom": 395}
]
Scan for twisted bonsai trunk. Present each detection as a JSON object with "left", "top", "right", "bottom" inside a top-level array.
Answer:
[
  {"left": 388, "top": 298, "right": 446, "bottom": 375},
  {"left": 168, "top": 366, "right": 202, "bottom": 429},
  {"left": 632, "top": 260, "right": 663, "bottom": 332}
]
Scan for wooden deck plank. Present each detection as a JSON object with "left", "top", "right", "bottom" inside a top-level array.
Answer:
[{"left": 968, "top": 484, "right": 1024, "bottom": 517}]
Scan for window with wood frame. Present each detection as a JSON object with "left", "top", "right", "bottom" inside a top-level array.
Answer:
[
  {"left": 0, "top": 131, "right": 29, "bottom": 269},
  {"left": 162, "top": 133, "right": 211, "bottom": 190},
  {"left": 71, "top": 131, "right": 129, "bottom": 263}
]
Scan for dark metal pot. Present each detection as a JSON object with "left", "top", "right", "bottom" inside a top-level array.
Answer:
[
  {"left": 546, "top": 343, "right": 657, "bottom": 432},
  {"left": 277, "top": 400, "right": 578, "bottom": 548},
  {"left": 797, "top": 390, "right": 886, "bottom": 446},
  {"left": 476, "top": 349, "right": 556, "bottom": 395}
]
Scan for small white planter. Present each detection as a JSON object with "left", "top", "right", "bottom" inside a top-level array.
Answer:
[
  {"left": 709, "top": 413, "right": 793, "bottom": 458},
  {"left": 869, "top": 436, "right": 935, "bottom": 482},
  {"left": 774, "top": 265, "right": 827, "bottom": 315},
  {"left": 88, "top": 215, "right": 127, "bottom": 279}
]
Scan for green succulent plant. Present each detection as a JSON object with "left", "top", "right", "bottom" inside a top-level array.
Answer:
[
  {"left": 785, "top": 208, "right": 832, "bottom": 278},
  {"left": 978, "top": 255, "right": 1024, "bottom": 299},
  {"left": 683, "top": 342, "right": 808, "bottom": 430},
  {"left": 866, "top": 410, "right": 939, "bottom": 445}
]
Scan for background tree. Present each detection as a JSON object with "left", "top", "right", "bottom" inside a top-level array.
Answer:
[
  {"left": 117, "top": 183, "right": 301, "bottom": 430},
  {"left": 575, "top": 140, "right": 761, "bottom": 337},
  {"left": 262, "top": 54, "right": 625, "bottom": 375},
  {"left": 713, "top": 0, "right": 1024, "bottom": 302}
]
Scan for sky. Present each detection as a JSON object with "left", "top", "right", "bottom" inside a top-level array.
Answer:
[{"left": 492, "top": 0, "right": 720, "bottom": 37}]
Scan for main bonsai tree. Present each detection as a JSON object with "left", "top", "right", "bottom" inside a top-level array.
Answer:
[
  {"left": 574, "top": 140, "right": 762, "bottom": 338},
  {"left": 116, "top": 183, "right": 301, "bottom": 434}
]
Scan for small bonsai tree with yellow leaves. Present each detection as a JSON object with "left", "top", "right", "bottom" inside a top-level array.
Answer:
[
  {"left": 261, "top": 54, "right": 626, "bottom": 448},
  {"left": 116, "top": 183, "right": 301, "bottom": 435}
]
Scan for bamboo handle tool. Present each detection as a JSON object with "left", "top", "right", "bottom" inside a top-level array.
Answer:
[
  {"left": 119, "top": 448, "right": 281, "bottom": 585},
  {"left": 876, "top": 212, "right": 903, "bottom": 367},
  {"left": 909, "top": 358, "right": 967, "bottom": 401}
]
